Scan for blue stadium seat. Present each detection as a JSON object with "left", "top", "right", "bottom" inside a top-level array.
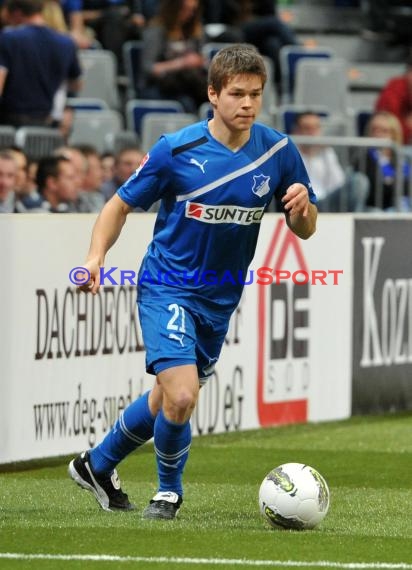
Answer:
[
  {"left": 141, "top": 112, "right": 197, "bottom": 152},
  {"left": 126, "top": 99, "right": 185, "bottom": 135},
  {"left": 279, "top": 45, "right": 335, "bottom": 103},
  {"left": 66, "top": 97, "right": 109, "bottom": 111}
]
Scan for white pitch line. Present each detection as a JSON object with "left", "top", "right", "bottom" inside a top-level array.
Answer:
[{"left": 0, "top": 553, "right": 412, "bottom": 569}]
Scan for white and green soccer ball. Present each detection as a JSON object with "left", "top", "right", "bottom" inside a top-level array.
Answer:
[{"left": 258, "top": 462, "right": 330, "bottom": 530}]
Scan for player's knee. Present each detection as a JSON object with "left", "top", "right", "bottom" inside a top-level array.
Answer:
[
  {"left": 172, "top": 388, "right": 197, "bottom": 412},
  {"left": 164, "top": 388, "right": 198, "bottom": 421}
]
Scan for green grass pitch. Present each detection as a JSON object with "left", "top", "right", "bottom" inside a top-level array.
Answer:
[{"left": 1, "top": 413, "right": 411, "bottom": 570}]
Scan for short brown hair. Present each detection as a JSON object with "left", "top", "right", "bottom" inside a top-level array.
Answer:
[{"left": 208, "top": 44, "right": 267, "bottom": 94}]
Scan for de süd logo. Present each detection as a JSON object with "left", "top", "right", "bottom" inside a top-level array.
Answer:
[{"left": 256, "top": 219, "right": 311, "bottom": 427}]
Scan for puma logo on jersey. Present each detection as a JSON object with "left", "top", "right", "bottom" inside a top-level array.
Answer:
[
  {"left": 189, "top": 158, "right": 208, "bottom": 173},
  {"left": 168, "top": 333, "right": 184, "bottom": 346}
]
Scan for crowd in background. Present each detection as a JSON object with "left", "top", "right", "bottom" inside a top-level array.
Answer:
[{"left": 0, "top": 0, "right": 411, "bottom": 213}]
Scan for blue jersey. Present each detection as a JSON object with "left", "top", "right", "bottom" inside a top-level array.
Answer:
[{"left": 118, "top": 120, "right": 316, "bottom": 314}]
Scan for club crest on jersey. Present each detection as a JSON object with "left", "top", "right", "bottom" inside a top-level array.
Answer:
[
  {"left": 185, "top": 201, "right": 265, "bottom": 225},
  {"left": 252, "top": 174, "right": 271, "bottom": 198}
]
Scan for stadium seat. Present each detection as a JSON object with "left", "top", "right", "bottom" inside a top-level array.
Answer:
[
  {"left": 66, "top": 97, "right": 109, "bottom": 111},
  {"left": 296, "top": 33, "right": 364, "bottom": 62},
  {"left": 201, "top": 42, "right": 233, "bottom": 64},
  {"left": 104, "top": 130, "right": 141, "bottom": 154},
  {"left": 347, "top": 90, "right": 378, "bottom": 116},
  {"left": 276, "top": 103, "right": 348, "bottom": 137},
  {"left": 122, "top": 40, "right": 144, "bottom": 99},
  {"left": 126, "top": 99, "right": 185, "bottom": 135},
  {"left": 277, "top": 3, "right": 361, "bottom": 34},
  {"left": 347, "top": 62, "right": 406, "bottom": 91},
  {"left": 140, "top": 112, "right": 197, "bottom": 152},
  {"left": 261, "top": 56, "right": 277, "bottom": 117},
  {"left": 77, "top": 49, "right": 120, "bottom": 109},
  {"left": 68, "top": 109, "right": 123, "bottom": 152},
  {"left": 14, "top": 127, "right": 64, "bottom": 160},
  {"left": 276, "top": 104, "right": 330, "bottom": 134},
  {"left": 198, "top": 102, "right": 213, "bottom": 120},
  {"left": 0, "top": 126, "right": 16, "bottom": 149},
  {"left": 279, "top": 45, "right": 335, "bottom": 103},
  {"left": 294, "top": 58, "right": 349, "bottom": 115}
]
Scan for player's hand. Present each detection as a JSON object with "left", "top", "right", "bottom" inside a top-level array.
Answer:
[
  {"left": 78, "top": 258, "right": 101, "bottom": 295},
  {"left": 282, "top": 183, "right": 310, "bottom": 218}
]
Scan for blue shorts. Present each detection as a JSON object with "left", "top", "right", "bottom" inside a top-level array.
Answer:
[{"left": 138, "top": 299, "right": 230, "bottom": 383}]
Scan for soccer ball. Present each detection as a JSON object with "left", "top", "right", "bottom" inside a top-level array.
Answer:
[{"left": 258, "top": 462, "right": 330, "bottom": 530}]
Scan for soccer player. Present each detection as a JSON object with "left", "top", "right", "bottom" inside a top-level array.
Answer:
[{"left": 68, "top": 43, "right": 317, "bottom": 520}]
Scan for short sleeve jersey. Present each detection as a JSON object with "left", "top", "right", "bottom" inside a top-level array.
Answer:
[{"left": 118, "top": 120, "right": 316, "bottom": 314}]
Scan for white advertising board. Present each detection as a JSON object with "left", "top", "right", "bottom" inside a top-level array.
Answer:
[{"left": 0, "top": 213, "right": 353, "bottom": 464}]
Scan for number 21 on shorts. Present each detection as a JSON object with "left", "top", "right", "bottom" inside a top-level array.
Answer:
[{"left": 167, "top": 303, "right": 186, "bottom": 346}]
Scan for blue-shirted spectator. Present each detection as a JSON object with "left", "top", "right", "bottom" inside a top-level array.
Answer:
[{"left": 0, "top": 0, "right": 82, "bottom": 127}]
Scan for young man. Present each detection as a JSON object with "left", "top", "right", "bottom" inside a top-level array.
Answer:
[
  {"left": 0, "top": 151, "right": 17, "bottom": 213},
  {"left": 36, "top": 155, "right": 79, "bottom": 212},
  {"left": 68, "top": 44, "right": 317, "bottom": 520}
]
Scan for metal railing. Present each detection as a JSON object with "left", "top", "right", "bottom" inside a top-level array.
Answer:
[{"left": 288, "top": 134, "right": 411, "bottom": 213}]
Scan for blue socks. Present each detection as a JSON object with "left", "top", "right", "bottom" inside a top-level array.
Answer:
[
  {"left": 88, "top": 391, "right": 192, "bottom": 499},
  {"left": 154, "top": 409, "right": 191, "bottom": 497},
  {"left": 89, "top": 391, "right": 155, "bottom": 475}
]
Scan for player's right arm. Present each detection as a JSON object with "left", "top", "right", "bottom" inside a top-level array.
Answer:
[{"left": 80, "top": 194, "right": 133, "bottom": 295}]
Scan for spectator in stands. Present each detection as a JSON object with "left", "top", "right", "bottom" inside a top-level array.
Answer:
[
  {"left": 141, "top": 0, "right": 209, "bottom": 112},
  {"left": 74, "top": 144, "right": 105, "bottom": 212},
  {"left": 137, "top": 0, "right": 160, "bottom": 20},
  {"left": 101, "top": 146, "right": 144, "bottom": 201},
  {"left": 43, "top": 0, "right": 67, "bottom": 32},
  {"left": 361, "top": 1, "right": 412, "bottom": 60},
  {"left": 36, "top": 155, "right": 79, "bottom": 212},
  {"left": 361, "top": 110, "right": 410, "bottom": 211},
  {"left": 6, "top": 147, "right": 43, "bottom": 211},
  {"left": 54, "top": 145, "right": 87, "bottom": 195},
  {"left": 57, "top": 105, "right": 75, "bottom": 142},
  {"left": 41, "top": 2, "right": 74, "bottom": 127},
  {"left": 25, "top": 158, "right": 39, "bottom": 194},
  {"left": 59, "top": 0, "right": 95, "bottom": 48},
  {"left": 100, "top": 151, "right": 115, "bottom": 184},
  {"left": 0, "top": 0, "right": 82, "bottom": 128},
  {"left": 292, "top": 112, "right": 369, "bottom": 212},
  {"left": 375, "top": 57, "right": 412, "bottom": 145},
  {"left": 79, "top": 0, "right": 149, "bottom": 68},
  {"left": 7, "top": 148, "right": 27, "bottom": 194},
  {"left": 0, "top": 150, "right": 16, "bottom": 212},
  {"left": 202, "top": 0, "right": 242, "bottom": 42},
  {"left": 202, "top": 0, "right": 299, "bottom": 91}
]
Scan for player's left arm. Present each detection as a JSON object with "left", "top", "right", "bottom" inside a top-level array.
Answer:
[{"left": 282, "top": 183, "right": 317, "bottom": 240}]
